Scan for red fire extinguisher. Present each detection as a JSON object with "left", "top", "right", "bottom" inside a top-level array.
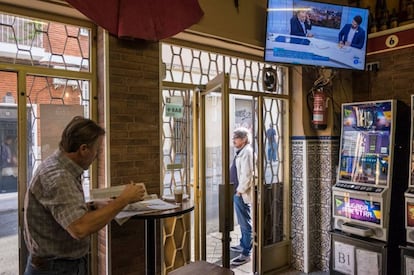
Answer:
[{"left": 312, "top": 88, "right": 328, "bottom": 130}]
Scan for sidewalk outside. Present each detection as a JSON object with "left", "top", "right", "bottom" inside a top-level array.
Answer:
[{"left": 0, "top": 191, "right": 18, "bottom": 275}]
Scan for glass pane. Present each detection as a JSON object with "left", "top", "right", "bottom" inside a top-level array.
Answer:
[
  {"left": 229, "top": 94, "right": 255, "bottom": 271},
  {"left": 263, "top": 98, "right": 284, "bottom": 184},
  {"left": 262, "top": 98, "right": 286, "bottom": 245},
  {"left": 0, "top": 12, "right": 91, "bottom": 72},
  {"left": 160, "top": 88, "right": 194, "bottom": 272},
  {"left": 204, "top": 91, "right": 223, "bottom": 264},
  {"left": 26, "top": 75, "right": 90, "bottom": 194},
  {"left": 161, "top": 89, "right": 192, "bottom": 197},
  {"left": 0, "top": 71, "right": 18, "bottom": 274}
]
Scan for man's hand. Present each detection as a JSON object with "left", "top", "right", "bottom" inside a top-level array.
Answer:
[
  {"left": 119, "top": 182, "right": 146, "bottom": 204},
  {"left": 68, "top": 182, "right": 146, "bottom": 239}
]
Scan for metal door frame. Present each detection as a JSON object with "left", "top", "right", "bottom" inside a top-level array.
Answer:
[
  {"left": 196, "top": 73, "right": 232, "bottom": 267},
  {"left": 254, "top": 95, "right": 291, "bottom": 274},
  {"left": 194, "top": 74, "right": 291, "bottom": 273}
]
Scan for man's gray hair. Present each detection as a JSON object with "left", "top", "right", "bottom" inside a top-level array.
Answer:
[{"left": 233, "top": 127, "right": 251, "bottom": 144}]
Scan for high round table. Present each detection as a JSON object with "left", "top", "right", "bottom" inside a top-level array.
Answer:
[{"left": 132, "top": 200, "right": 194, "bottom": 275}]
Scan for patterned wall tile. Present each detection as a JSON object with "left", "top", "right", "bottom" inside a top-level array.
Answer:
[{"left": 290, "top": 137, "right": 339, "bottom": 272}]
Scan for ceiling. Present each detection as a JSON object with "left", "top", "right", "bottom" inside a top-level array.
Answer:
[{"left": 0, "top": 0, "right": 264, "bottom": 57}]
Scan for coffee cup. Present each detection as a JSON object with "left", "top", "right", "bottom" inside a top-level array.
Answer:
[{"left": 174, "top": 188, "right": 183, "bottom": 204}]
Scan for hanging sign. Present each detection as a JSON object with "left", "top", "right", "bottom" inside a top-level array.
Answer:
[{"left": 165, "top": 96, "right": 184, "bottom": 118}]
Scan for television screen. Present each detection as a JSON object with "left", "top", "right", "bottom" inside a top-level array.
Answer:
[
  {"left": 334, "top": 195, "right": 382, "bottom": 225},
  {"left": 264, "top": 0, "right": 369, "bottom": 70}
]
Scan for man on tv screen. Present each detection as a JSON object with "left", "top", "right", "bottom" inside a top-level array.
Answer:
[
  {"left": 290, "top": 10, "right": 313, "bottom": 37},
  {"left": 338, "top": 15, "right": 366, "bottom": 49}
]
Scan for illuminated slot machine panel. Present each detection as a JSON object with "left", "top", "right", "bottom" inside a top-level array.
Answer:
[
  {"left": 405, "top": 191, "right": 414, "bottom": 243},
  {"left": 333, "top": 99, "right": 409, "bottom": 243},
  {"left": 332, "top": 186, "right": 387, "bottom": 241},
  {"left": 406, "top": 95, "right": 414, "bottom": 244}
]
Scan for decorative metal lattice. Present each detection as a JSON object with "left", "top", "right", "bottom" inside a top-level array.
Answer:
[
  {"left": 161, "top": 43, "right": 290, "bottom": 266},
  {"left": 0, "top": 12, "right": 90, "bottom": 71},
  {"left": 162, "top": 43, "right": 286, "bottom": 95}
]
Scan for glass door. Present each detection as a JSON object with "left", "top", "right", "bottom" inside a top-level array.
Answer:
[
  {"left": 254, "top": 96, "right": 291, "bottom": 274},
  {"left": 196, "top": 73, "right": 233, "bottom": 268},
  {"left": 0, "top": 71, "right": 19, "bottom": 274},
  {"left": 0, "top": 71, "right": 92, "bottom": 275},
  {"left": 195, "top": 74, "right": 291, "bottom": 273}
]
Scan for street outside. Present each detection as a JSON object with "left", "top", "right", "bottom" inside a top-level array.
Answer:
[{"left": 0, "top": 191, "right": 18, "bottom": 275}]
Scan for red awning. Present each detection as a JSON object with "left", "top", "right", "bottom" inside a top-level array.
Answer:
[{"left": 66, "top": 0, "right": 204, "bottom": 41}]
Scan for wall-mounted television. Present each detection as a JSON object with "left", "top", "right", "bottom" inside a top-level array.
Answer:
[{"left": 264, "top": 0, "right": 369, "bottom": 70}]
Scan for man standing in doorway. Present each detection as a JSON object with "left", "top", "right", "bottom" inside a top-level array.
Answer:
[
  {"left": 230, "top": 127, "right": 254, "bottom": 266},
  {"left": 24, "top": 116, "right": 146, "bottom": 275}
]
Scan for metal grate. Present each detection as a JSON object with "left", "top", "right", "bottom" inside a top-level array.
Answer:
[
  {"left": 162, "top": 43, "right": 286, "bottom": 95},
  {"left": 0, "top": 11, "right": 90, "bottom": 71},
  {"left": 161, "top": 43, "right": 290, "bottom": 262}
]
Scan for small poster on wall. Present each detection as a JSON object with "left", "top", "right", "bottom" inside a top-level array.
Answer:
[
  {"left": 40, "top": 104, "right": 84, "bottom": 159},
  {"left": 356, "top": 249, "right": 380, "bottom": 275},
  {"left": 165, "top": 96, "right": 183, "bottom": 118},
  {"left": 235, "top": 98, "right": 253, "bottom": 130},
  {"left": 334, "top": 241, "right": 355, "bottom": 275},
  {"left": 406, "top": 255, "right": 414, "bottom": 275}
]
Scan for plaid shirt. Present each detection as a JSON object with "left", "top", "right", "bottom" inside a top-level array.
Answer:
[{"left": 24, "top": 149, "right": 89, "bottom": 259}]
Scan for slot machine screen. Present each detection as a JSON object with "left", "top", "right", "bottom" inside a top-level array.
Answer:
[
  {"left": 334, "top": 195, "right": 382, "bottom": 225},
  {"left": 407, "top": 202, "right": 414, "bottom": 227},
  {"left": 338, "top": 101, "right": 392, "bottom": 186}
]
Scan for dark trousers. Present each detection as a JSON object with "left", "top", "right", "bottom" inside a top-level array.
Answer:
[
  {"left": 24, "top": 254, "right": 88, "bottom": 275},
  {"left": 234, "top": 194, "right": 252, "bottom": 256}
]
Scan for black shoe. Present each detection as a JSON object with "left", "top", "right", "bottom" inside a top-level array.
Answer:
[{"left": 231, "top": 254, "right": 250, "bottom": 266}]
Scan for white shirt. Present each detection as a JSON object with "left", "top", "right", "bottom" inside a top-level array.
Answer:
[
  {"left": 347, "top": 28, "right": 357, "bottom": 44},
  {"left": 300, "top": 21, "right": 307, "bottom": 35}
]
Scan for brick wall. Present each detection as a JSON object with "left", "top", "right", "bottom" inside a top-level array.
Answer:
[
  {"left": 43, "top": 23, "right": 89, "bottom": 57},
  {"left": 96, "top": 28, "right": 107, "bottom": 275},
  {"left": 100, "top": 35, "right": 160, "bottom": 274},
  {"left": 354, "top": 44, "right": 414, "bottom": 105}
]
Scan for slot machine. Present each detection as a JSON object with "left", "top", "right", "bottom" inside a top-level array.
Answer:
[
  {"left": 402, "top": 95, "right": 414, "bottom": 274},
  {"left": 330, "top": 100, "right": 410, "bottom": 275}
]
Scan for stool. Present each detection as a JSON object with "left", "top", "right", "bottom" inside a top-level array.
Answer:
[{"left": 168, "top": 261, "right": 234, "bottom": 275}]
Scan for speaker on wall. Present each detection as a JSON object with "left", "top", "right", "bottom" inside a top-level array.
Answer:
[{"left": 262, "top": 67, "right": 277, "bottom": 92}]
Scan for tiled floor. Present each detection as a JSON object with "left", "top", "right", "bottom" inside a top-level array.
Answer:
[
  {"left": 205, "top": 226, "right": 328, "bottom": 275},
  {"left": 232, "top": 259, "right": 252, "bottom": 274}
]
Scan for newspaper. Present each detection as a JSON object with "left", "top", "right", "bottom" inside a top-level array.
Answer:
[
  {"left": 89, "top": 184, "right": 178, "bottom": 225},
  {"left": 115, "top": 199, "right": 179, "bottom": 225},
  {"left": 89, "top": 184, "right": 147, "bottom": 200}
]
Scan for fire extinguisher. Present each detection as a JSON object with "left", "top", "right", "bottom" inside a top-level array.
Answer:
[{"left": 311, "top": 88, "right": 328, "bottom": 130}]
